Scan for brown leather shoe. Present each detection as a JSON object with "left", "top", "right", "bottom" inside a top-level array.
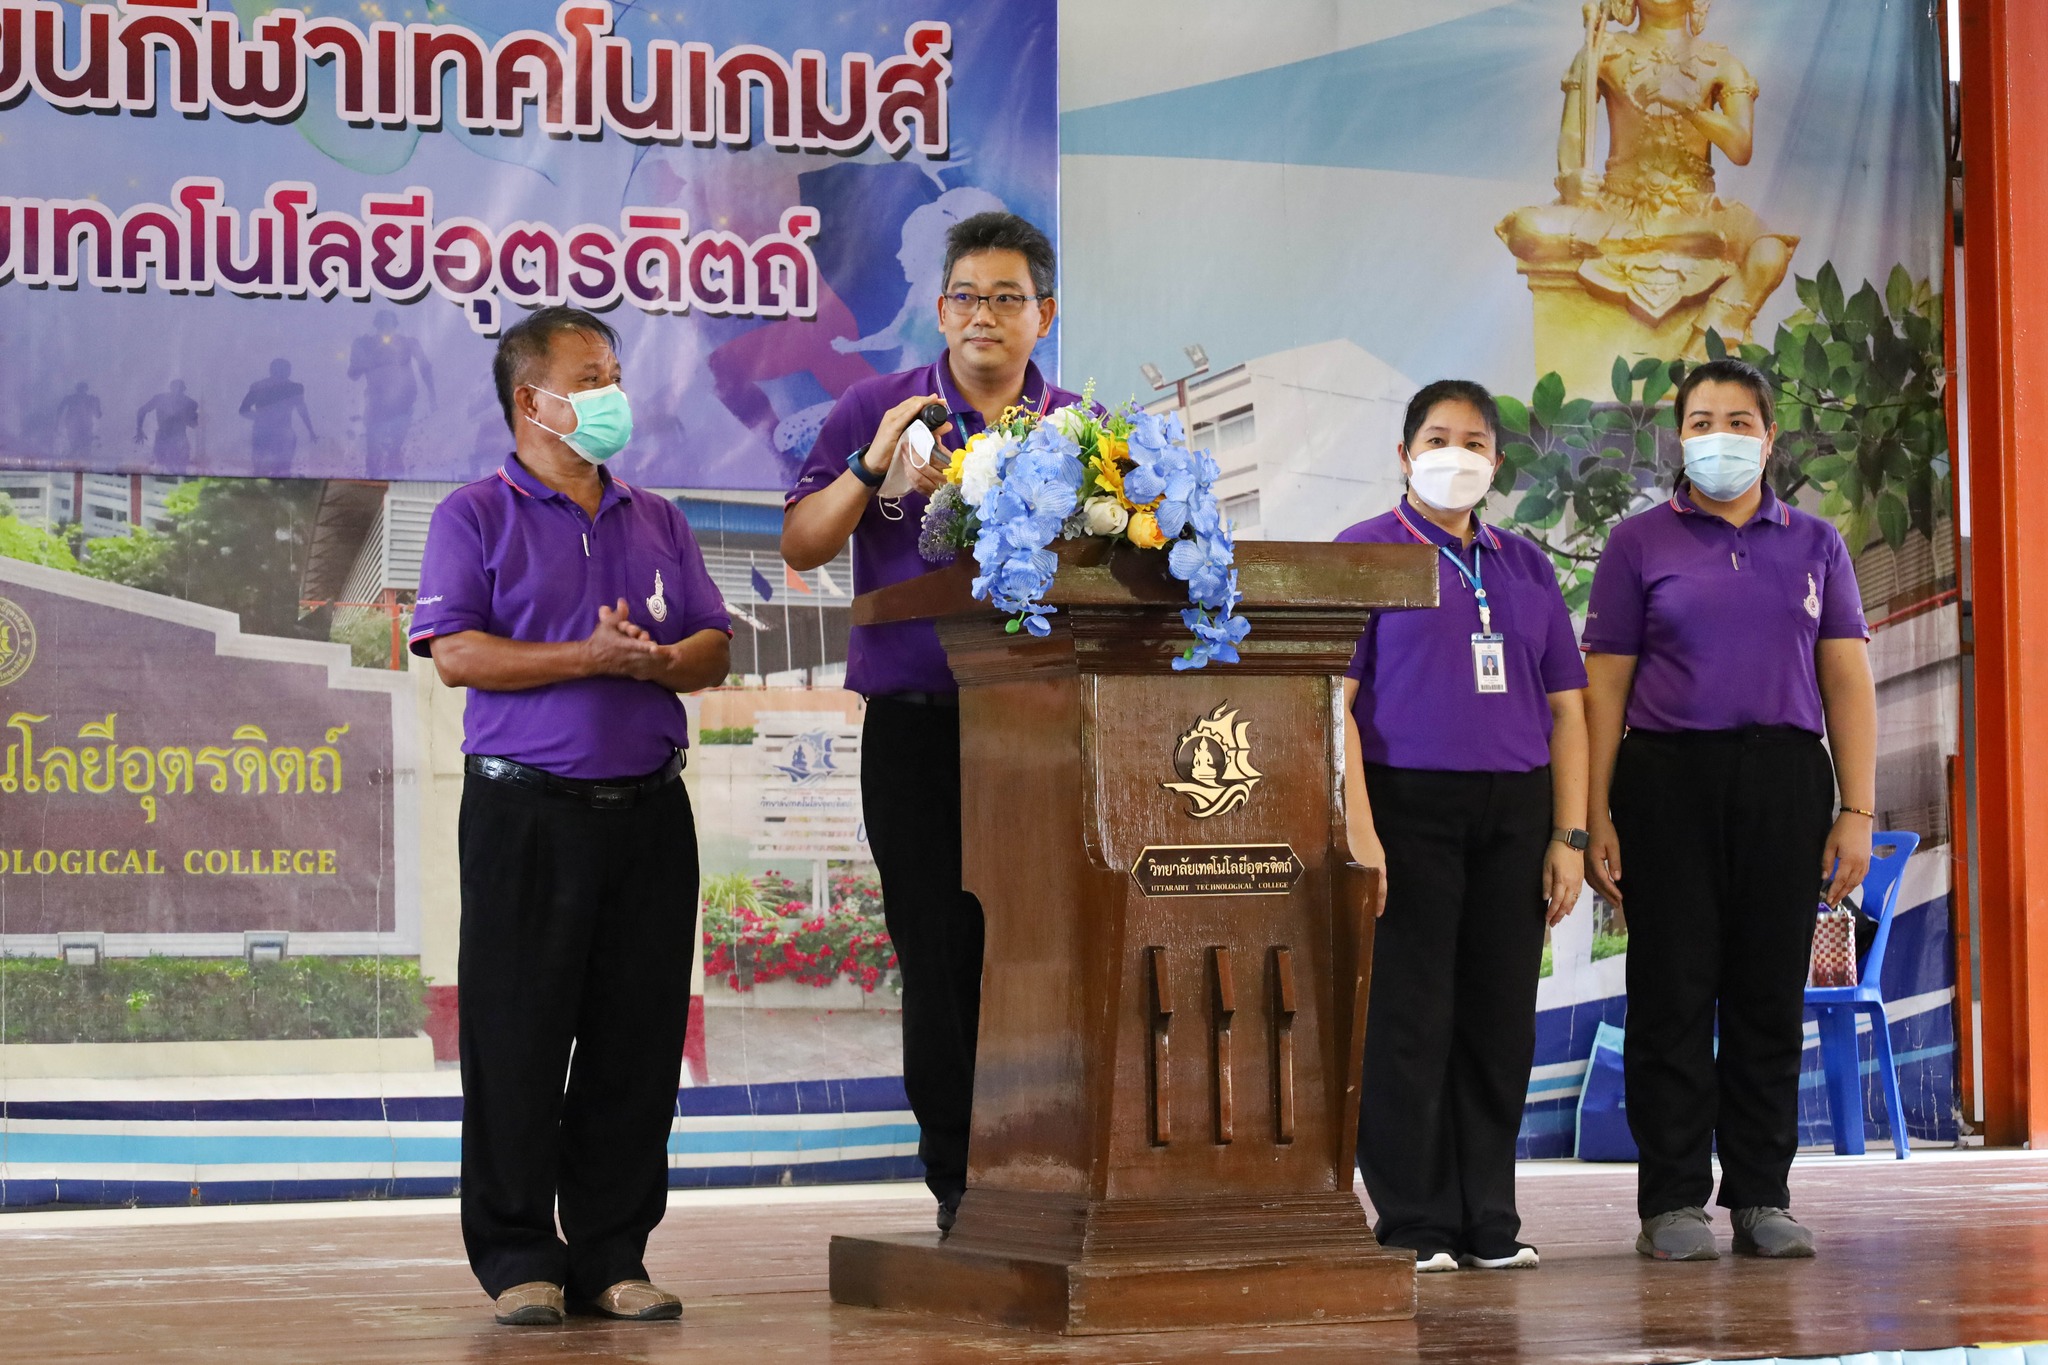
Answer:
[
  {"left": 589, "top": 1279, "right": 683, "bottom": 1320},
  {"left": 493, "top": 1281, "right": 565, "bottom": 1326}
]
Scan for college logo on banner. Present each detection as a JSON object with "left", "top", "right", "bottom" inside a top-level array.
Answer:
[{"left": 0, "top": 595, "right": 34, "bottom": 687}]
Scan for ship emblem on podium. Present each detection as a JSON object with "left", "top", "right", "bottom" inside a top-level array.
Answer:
[{"left": 1162, "top": 702, "right": 1262, "bottom": 819}]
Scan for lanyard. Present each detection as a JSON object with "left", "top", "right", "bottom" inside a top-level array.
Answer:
[{"left": 1396, "top": 504, "right": 1493, "bottom": 636}]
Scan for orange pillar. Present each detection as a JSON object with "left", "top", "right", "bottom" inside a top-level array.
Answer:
[{"left": 1959, "top": 0, "right": 2048, "bottom": 1147}]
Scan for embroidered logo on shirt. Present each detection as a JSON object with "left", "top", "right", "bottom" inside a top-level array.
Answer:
[
  {"left": 1804, "top": 572, "right": 1821, "bottom": 620},
  {"left": 1161, "top": 702, "right": 1263, "bottom": 820},
  {"left": 646, "top": 570, "right": 668, "bottom": 623}
]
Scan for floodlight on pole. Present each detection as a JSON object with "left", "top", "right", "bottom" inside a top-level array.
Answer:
[{"left": 1140, "top": 345, "right": 1212, "bottom": 438}]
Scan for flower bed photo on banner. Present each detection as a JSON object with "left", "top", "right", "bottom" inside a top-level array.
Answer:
[{"left": 701, "top": 869, "right": 898, "bottom": 995}]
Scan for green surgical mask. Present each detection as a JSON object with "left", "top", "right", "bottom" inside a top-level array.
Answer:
[{"left": 527, "top": 383, "right": 634, "bottom": 464}]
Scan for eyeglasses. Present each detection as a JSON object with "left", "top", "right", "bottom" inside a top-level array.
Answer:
[{"left": 941, "top": 291, "right": 1047, "bottom": 319}]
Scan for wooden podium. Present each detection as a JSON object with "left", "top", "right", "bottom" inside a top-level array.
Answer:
[{"left": 830, "top": 539, "right": 1437, "bottom": 1335}]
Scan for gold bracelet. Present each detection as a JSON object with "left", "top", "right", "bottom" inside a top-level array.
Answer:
[{"left": 1840, "top": 806, "right": 1876, "bottom": 820}]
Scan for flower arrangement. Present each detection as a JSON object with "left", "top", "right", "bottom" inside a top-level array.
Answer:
[{"left": 918, "top": 388, "right": 1250, "bottom": 669}]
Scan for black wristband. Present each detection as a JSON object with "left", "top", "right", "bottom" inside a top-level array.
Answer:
[{"left": 846, "top": 444, "right": 884, "bottom": 488}]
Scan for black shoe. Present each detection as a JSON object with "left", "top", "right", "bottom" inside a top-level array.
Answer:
[{"left": 936, "top": 1199, "right": 959, "bottom": 1239}]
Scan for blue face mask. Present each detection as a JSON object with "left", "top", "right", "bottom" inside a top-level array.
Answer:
[
  {"left": 527, "top": 383, "right": 634, "bottom": 464},
  {"left": 1682, "top": 431, "right": 1765, "bottom": 501}
]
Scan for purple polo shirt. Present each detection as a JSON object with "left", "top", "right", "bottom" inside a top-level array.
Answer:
[
  {"left": 1583, "top": 484, "right": 1868, "bottom": 734},
  {"left": 408, "top": 456, "right": 732, "bottom": 779},
  {"left": 787, "top": 353, "right": 1083, "bottom": 696},
  {"left": 1340, "top": 504, "right": 1587, "bottom": 773}
]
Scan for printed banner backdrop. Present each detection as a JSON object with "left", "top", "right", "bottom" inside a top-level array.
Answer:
[
  {"left": 0, "top": 0, "right": 1058, "bottom": 490},
  {"left": 0, "top": 0, "right": 1966, "bottom": 1208},
  {"left": 1059, "top": 0, "right": 1962, "bottom": 1154}
]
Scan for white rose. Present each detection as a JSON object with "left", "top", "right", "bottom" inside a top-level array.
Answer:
[
  {"left": 959, "top": 435, "right": 1011, "bottom": 507},
  {"left": 1081, "top": 495, "right": 1130, "bottom": 536},
  {"left": 1047, "top": 406, "right": 1092, "bottom": 441}
]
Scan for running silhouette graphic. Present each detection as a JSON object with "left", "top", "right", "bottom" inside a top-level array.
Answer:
[
  {"left": 239, "top": 359, "right": 317, "bottom": 476},
  {"left": 348, "top": 309, "right": 436, "bottom": 477},
  {"left": 56, "top": 381, "right": 102, "bottom": 461},
  {"left": 134, "top": 380, "right": 200, "bottom": 465}
]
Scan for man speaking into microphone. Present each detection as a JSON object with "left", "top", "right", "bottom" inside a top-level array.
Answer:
[
  {"left": 410, "top": 306, "right": 731, "bottom": 1327},
  {"left": 782, "top": 212, "right": 1084, "bottom": 1236}
]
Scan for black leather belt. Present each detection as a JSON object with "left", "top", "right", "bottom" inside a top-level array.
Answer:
[
  {"left": 872, "top": 690, "right": 960, "bottom": 708},
  {"left": 466, "top": 752, "right": 685, "bottom": 808}
]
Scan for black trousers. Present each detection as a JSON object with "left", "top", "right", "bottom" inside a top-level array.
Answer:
[
  {"left": 1356, "top": 764, "right": 1553, "bottom": 1258},
  {"left": 456, "top": 772, "right": 699, "bottom": 1300},
  {"left": 861, "top": 695, "right": 984, "bottom": 1208},
  {"left": 1610, "top": 727, "right": 1834, "bottom": 1218}
]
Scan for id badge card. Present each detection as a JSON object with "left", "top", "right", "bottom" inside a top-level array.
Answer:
[{"left": 1471, "top": 634, "right": 1508, "bottom": 694}]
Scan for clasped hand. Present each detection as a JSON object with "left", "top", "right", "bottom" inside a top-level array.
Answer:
[{"left": 584, "top": 598, "right": 667, "bottom": 681}]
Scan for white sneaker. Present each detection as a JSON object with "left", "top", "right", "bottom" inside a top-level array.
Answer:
[
  {"left": 1415, "top": 1251, "right": 1460, "bottom": 1273},
  {"left": 1459, "top": 1245, "right": 1540, "bottom": 1270}
]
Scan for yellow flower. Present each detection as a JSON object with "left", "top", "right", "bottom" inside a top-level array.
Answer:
[
  {"left": 1126, "top": 510, "right": 1168, "bottom": 550},
  {"left": 1090, "top": 452, "right": 1127, "bottom": 501},
  {"left": 945, "top": 445, "right": 967, "bottom": 483},
  {"left": 1099, "top": 433, "right": 1128, "bottom": 464}
]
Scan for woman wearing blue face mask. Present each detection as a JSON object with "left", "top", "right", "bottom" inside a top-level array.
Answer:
[{"left": 1581, "top": 358, "right": 1878, "bottom": 1264}]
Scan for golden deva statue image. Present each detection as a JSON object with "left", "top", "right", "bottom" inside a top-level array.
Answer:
[{"left": 1498, "top": 0, "right": 1796, "bottom": 396}]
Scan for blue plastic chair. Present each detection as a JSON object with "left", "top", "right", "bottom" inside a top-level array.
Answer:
[{"left": 1805, "top": 830, "right": 1921, "bottom": 1159}]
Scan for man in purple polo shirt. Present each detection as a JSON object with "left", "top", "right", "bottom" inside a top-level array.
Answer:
[
  {"left": 409, "top": 306, "right": 731, "bottom": 1326},
  {"left": 782, "top": 212, "right": 1082, "bottom": 1236}
]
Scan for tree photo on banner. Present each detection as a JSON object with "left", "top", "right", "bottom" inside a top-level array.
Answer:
[
  {"left": 1061, "top": 0, "right": 1958, "bottom": 1157},
  {"left": 0, "top": 0, "right": 1056, "bottom": 1207}
]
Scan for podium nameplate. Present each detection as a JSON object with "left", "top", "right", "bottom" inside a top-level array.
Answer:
[{"left": 1130, "top": 844, "right": 1303, "bottom": 897}]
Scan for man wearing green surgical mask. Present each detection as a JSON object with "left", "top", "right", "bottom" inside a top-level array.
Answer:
[{"left": 413, "top": 305, "right": 733, "bottom": 1327}]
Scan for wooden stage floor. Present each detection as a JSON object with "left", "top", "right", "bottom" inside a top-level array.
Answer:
[{"left": 2, "top": 1151, "right": 2044, "bottom": 1363}]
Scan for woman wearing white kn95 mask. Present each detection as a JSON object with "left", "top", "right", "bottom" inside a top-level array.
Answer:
[
  {"left": 1334, "top": 380, "right": 1590, "bottom": 1275},
  {"left": 1582, "top": 357, "right": 1877, "bottom": 1266}
]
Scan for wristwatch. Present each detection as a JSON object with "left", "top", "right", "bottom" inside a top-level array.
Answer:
[
  {"left": 846, "top": 444, "right": 884, "bottom": 488},
  {"left": 1552, "top": 827, "right": 1590, "bottom": 851}
]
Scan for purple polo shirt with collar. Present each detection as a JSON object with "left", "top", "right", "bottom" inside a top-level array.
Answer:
[
  {"left": 408, "top": 456, "right": 732, "bottom": 780},
  {"left": 1339, "top": 504, "right": 1587, "bottom": 773},
  {"left": 787, "top": 352, "right": 1084, "bottom": 697},
  {"left": 1582, "top": 483, "right": 1868, "bottom": 735}
]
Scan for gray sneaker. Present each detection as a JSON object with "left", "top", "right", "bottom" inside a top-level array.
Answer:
[
  {"left": 1731, "top": 1206, "right": 1815, "bottom": 1258},
  {"left": 1636, "top": 1206, "right": 1719, "bottom": 1261}
]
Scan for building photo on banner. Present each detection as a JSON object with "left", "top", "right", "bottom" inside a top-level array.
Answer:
[{"left": 0, "top": 0, "right": 1964, "bottom": 1217}]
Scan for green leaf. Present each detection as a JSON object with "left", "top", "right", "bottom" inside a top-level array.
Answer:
[
  {"left": 1612, "top": 356, "right": 1635, "bottom": 405},
  {"left": 1532, "top": 372, "right": 1566, "bottom": 429},
  {"left": 1876, "top": 490, "right": 1909, "bottom": 549},
  {"left": 1803, "top": 334, "right": 1831, "bottom": 391},
  {"left": 1495, "top": 394, "right": 1531, "bottom": 436},
  {"left": 1592, "top": 407, "right": 1634, "bottom": 432},
  {"left": 1887, "top": 264, "right": 1914, "bottom": 318},
  {"left": 1631, "top": 356, "right": 1662, "bottom": 381},
  {"left": 1817, "top": 261, "right": 1846, "bottom": 321},
  {"left": 1503, "top": 441, "right": 1539, "bottom": 470},
  {"left": 1491, "top": 462, "right": 1519, "bottom": 495},
  {"left": 1704, "top": 329, "right": 1728, "bottom": 362},
  {"left": 1803, "top": 454, "right": 1852, "bottom": 484},
  {"left": 1635, "top": 428, "right": 1659, "bottom": 460},
  {"left": 1560, "top": 398, "right": 1595, "bottom": 427},
  {"left": 1515, "top": 490, "right": 1555, "bottom": 522},
  {"left": 1641, "top": 365, "right": 1673, "bottom": 406},
  {"left": 1795, "top": 274, "right": 1821, "bottom": 314}
]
